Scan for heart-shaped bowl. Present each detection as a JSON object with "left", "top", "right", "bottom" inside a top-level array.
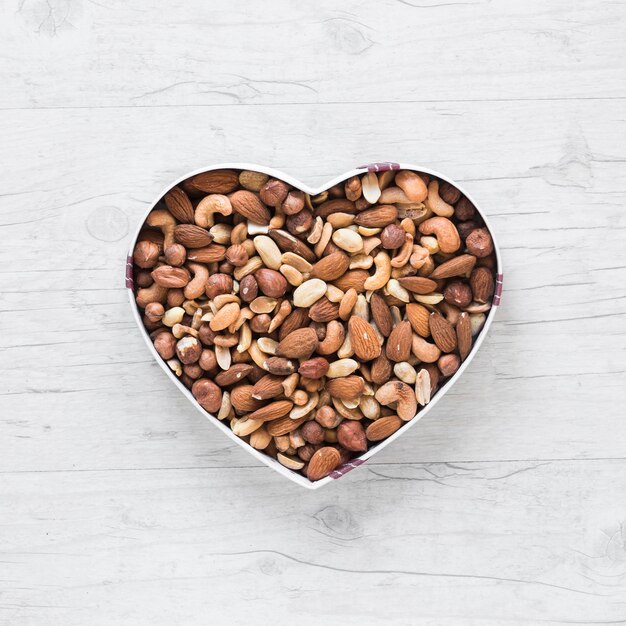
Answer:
[{"left": 126, "top": 162, "right": 503, "bottom": 489}]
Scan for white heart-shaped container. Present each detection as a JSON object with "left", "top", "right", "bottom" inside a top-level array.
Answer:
[{"left": 126, "top": 162, "right": 503, "bottom": 489}]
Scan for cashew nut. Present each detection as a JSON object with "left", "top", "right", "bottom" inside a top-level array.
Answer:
[
  {"left": 395, "top": 170, "right": 428, "bottom": 203},
  {"left": 375, "top": 380, "right": 418, "bottom": 421},
  {"left": 282, "top": 373, "right": 299, "bottom": 397},
  {"left": 307, "top": 216, "right": 324, "bottom": 244},
  {"left": 146, "top": 209, "right": 176, "bottom": 248},
  {"left": 314, "top": 222, "right": 333, "bottom": 257},
  {"left": 411, "top": 334, "right": 441, "bottom": 363},
  {"left": 290, "top": 392, "right": 319, "bottom": 420},
  {"left": 194, "top": 194, "right": 232, "bottom": 228},
  {"left": 136, "top": 283, "right": 168, "bottom": 309},
  {"left": 268, "top": 299, "right": 292, "bottom": 333},
  {"left": 418, "top": 217, "right": 461, "bottom": 254},
  {"left": 425, "top": 180, "right": 454, "bottom": 218},
  {"left": 318, "top": 320, "right": 346, "bottom": 355},
  {"left": 364, "top": 251, "right": 392, "bottom": 290},
  {"left": 362, "top": 236, "right": 382, "bottom": 255},
  {"left": 390, "top": 234, "right": 414, "bottom": 268},
  {"left": 231, "top": 222, "right": 248, "bottom": 244},
  {"left": 409, "top": 245, "right": 430, "bottom": 269},
  {"left": 385, "top": 278, "right": 410, "bottom": 303},
  {"left": 209, "top": 223, "right": 233, "bottom": 245},
  {"left": 183, "top": 262, "right": 209, "bottom": 300}
]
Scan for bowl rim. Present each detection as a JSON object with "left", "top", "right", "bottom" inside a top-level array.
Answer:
[{"left": 126, "top": 162, "right": 503, "bottom": 490}]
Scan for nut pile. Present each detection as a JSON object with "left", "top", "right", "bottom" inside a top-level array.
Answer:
[{"left": 132, "top": 168, "right": 496, "bottom": 481}]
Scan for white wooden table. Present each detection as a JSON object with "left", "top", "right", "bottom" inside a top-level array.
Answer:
[{"left": 1, "top": 1, "right": 625, "bottom": 623}]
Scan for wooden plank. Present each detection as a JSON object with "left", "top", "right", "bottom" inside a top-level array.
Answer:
[
  {"left": 0, "top": 99, "right": 625, "bottom": 472},
  {"left": 1, "top": 0, "right": 625, "bottom": 108},
  {"left": 1, "top": 459, "right": 625, "bottom": 624}
]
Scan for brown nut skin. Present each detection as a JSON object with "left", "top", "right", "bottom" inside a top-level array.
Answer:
[
  {"left": 439, "top": 180, "right": 461, "bottom": 205},
  {"left": 239, "top": 274, "right": 258, "bottom": 303},
  {"left": 192, "top": 379, "right": 222, "bottom": 414},
  {"left": 456, "top": 221, "right": 478, "bottom": 241},
  {"left": 183, "top": 362, "right": 203, "bottom": 380},
  {"left": 167, "top": 289, "right": 185, "bottom": 308},
  {"left": 250, "top": 313, "right": 271, "bottom": 334},
  {"left": 205, "top": 273, "right": 233, "bottom": 299},
  {"left": 454, "top": 196, "right": 476, "bottom": 221},
  {"left": 133, "top": 240, "right": 160, "bottom": 269},
  {"left": 281, "top": 190, "right": 305, "bottom": 216},
  {"left": 443, "top": 281, "right": 473, "bottom": 308},
  {"left": 260, "top": 179, "right": 289, "bottom": 207},
  {"left": 153, "top": 332, "right": 176, "bottom": 360},
  {"left": 198, "top": 323, "right": 216, "bottom": 346},
  {"left": 176, "top": 336, "right": 202, "bottom": 364},
  {"left": 145, "top": 302, "right": 164, "bottom": 323},
  {"left": 298, "top": 443, "right": 321, "bottom": 462},
  {"left": 301, "top": 421, "right": 325, "bottom": 445},
  {"left": 255, "top": 268, "right": 288, "bottom": 298},
  {"left": 466, "top": 227, "right": 493, "bottom": 258},
  {"left": 470, "top": 266, "right": 496, "bottom": 303},
  {"left": 380, "top": 224, "right": 406, "bottom": 249},
  {"left": 164, "top": 244, "right": 187, "bottom": 267},
  {"left": 198, "top": 348, "right": 217, "bottom": 371},
  {"left": 298, "top": 357, "right": 330, "bottom": 379},
  {"left": 135, "top": 270, "right": 153, "bottom": 288},
  {"left": 225, "top": 244, "right": 249, "bottom": 267},
  {"left": 337, "top": 421, "right": 367, "bottom": 452},
  {"left": 315, "top": 405, "right": 341, "bottom": 429},
  {"left": 438, "top": 353, "right": 461, "bottom": 377},
  {"left": 286, "top": 209, "right": 314, "bottom": 236}
]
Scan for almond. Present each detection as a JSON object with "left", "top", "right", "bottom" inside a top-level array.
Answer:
[
  {"left": 354, "top": 205, "right": 398, "bottom": 228},
  {"left": 430, "top": 254, "right": 477, "bottom": 280},
  {"left": 247, "top": 400, "right": 294, "bottom": 422},
  {"left": 310, "top": 251, "right": 350, "bottom": 281},
  {"left": 315, "top": 199, "right": 356, "bottom": 218},
  {"left": 456, "top": 312, "right": 472, "bottom": 361},
  {"left": 326, "top": 375, "right": 365, "bottom": 400},
  {"left": 252, "top": 374, "right": 285, "bottom": 400},
  {"left": 370, "top": 293, "right": 393, "bottom": 337},
  {"left": 186, "top": 244, "right": 227, "bottom": 263},
  {"left": 306, "top": 446, "right": 342, "bottom": 481},
  {"left": 265, "top": 357, "right": 297, "bottom": 376},
  {"left": 366, "top": 415, "right": 402, "bottom": 442},
  {"left": 229, "top": 190, "right": 271, "bottom": 224},
  {"left": 269, "top": 229, "right": 317, "bottom": 263},
  {"left": 308, "top": 297, "right": 340, "bottom": 322},
  {"left": 429, "top": 313, "right": 457, "bottom": 353},
  {"left": 267, "top": 414, "right": 307, "bottom": 437},
  {"left": 209, "top": 302, "right": 241, "bottom": 332},
  {"left": 406, "top": 303, "right": 431, "bottom": 337},
  {"left": 385, "top": 321, "right": 412, "bottom": 362},
  {"left": 186, "top": 169, "right": 239, "bottom": 194},
  {"left": 298, "top": 357, "right": 330, "bottom": 379},
  {"left": 333, "top": 269, "right": 369, "bottom": 293},
  {"left": 370, "top": 353, "right": 393, "bottom": 385},
  {"left": 470, "top": 266, "right": 495, "bottom": 303},
  {"left": 397, "top": 276, "right": 438, "bottom": 295},
  {"left": 214, "top": 364, "right": 254, "bottom": 387},
  {"left": 254, "top": 268, "right": 288, "bottom": 298},
  {"left": 337, "top": 421, "right": 367, "bottom": 452},
  {"left": 348, "top": 317, "right": 381, "bottom": 361},
  {"left": 151, "top": 265, "right": 190, "bottom": 288},
  {"left": 275, "top": 328, "right": 319, "bottom": 359},
  {"left": 174, "top": 224, "right": 213, "bottom": 248},
  {"left": 230, "top": 384, "right": 265, "bottom": 413},
  {"left": 164, "top": 186, "right": 194, "bottom": 223},
  {"left": 278, "top": 308, "right": 310, "bottom": 342}
]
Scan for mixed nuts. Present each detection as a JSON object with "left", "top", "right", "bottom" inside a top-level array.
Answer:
[{"left": 132, "top": 167, "right": 497, "bottom": 482}]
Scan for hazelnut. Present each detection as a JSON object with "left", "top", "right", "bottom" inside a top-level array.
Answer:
[
  {"left": 167, "top": 289, "right": 185, "bottom": 308},
  {"left": 439, "top": 180, "right": 461, "bottom": 205},
  {"left": 198, "top": 348, "right": 217, "bottom": 371},
  {"left": 286, "top": 209, "right": 313, "bottom": 236},
  {"left": 226, "top": 244, "right": 249, "bottom": 267},
  {"left": 315, "top": 405, "right": 341, "bottom": 429},
  {"left": 198, "top": 323, "right": 216, "bottom": 346},
  {"left": 164, "top": 243, "right": 186, "bottom": 267},
  {"left": 254, "top": 268, "right": 288, "bottom": 298},
  {"left": 176, "top": 336, "right": 202, "bottom": 364},
  {"left": 239, "top": 274, "right": 258, "bottom": 302},
  {"left": 260, "top": 179, "right": 289, "bottom": 207},
  {"left": 466, "top": 227, "right": 493, "bottom": 258},
  {"left": 205, "top": 273, "right": 233, "bottom": 299},
  {"left": 337, "top": 421, "right": 367, "bottom": 452},
  {"left": 183, "top": 362, "right": 203, "bottom": 379},
  {"left": 380, "top": 224, "right": 406, "bottom": 249},
  {"left": 250, "top": 313, "right": 271, "bottom": 334},
  {"left": 324, "top": 428, "right": 338, "bottom": 443},
  {"left": 135, "top": 270, "right": 153, "bottom": 288},
  {"left": 457, "top": 220, "right": 478, "bottom": 240},
  {"left": 301, "top": 421, "right": 325, "bottom": 444},
  {"left": 133, "top": 240, "right": 160, "bottom": 269},
  {"left": 145, "top": 302, "right": 164, "bottom": 323},
  {"left": 438, "top": 353, "right": 461, "bottom": 377},
  {"left": 298, "top": 443, "right": 320, "bottom": 462},
  {"left": 309, "top": 321, "right": 327, "bottom": 341},
  {"left": 153, "top": 331, "right": 176, "bottom": 359},
  {"left": 219, "top": 261, "right": 235, "bottom": 275},
  {"left": 454, "top": 196, "right": 476, "bottom": 221},
  {"left": 443, "top": 281, "right": 473, "bottom": 308},
  {"left": 281, "top": 191, "right": 305, "bottom": 215},
  {"left": 191, "top": 378, "right": 222, "bottom": 413}
]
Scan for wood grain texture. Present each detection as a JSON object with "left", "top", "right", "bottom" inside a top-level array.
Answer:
[{"left": 1, "top": 0, "right": 625, "bottom": 623}]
